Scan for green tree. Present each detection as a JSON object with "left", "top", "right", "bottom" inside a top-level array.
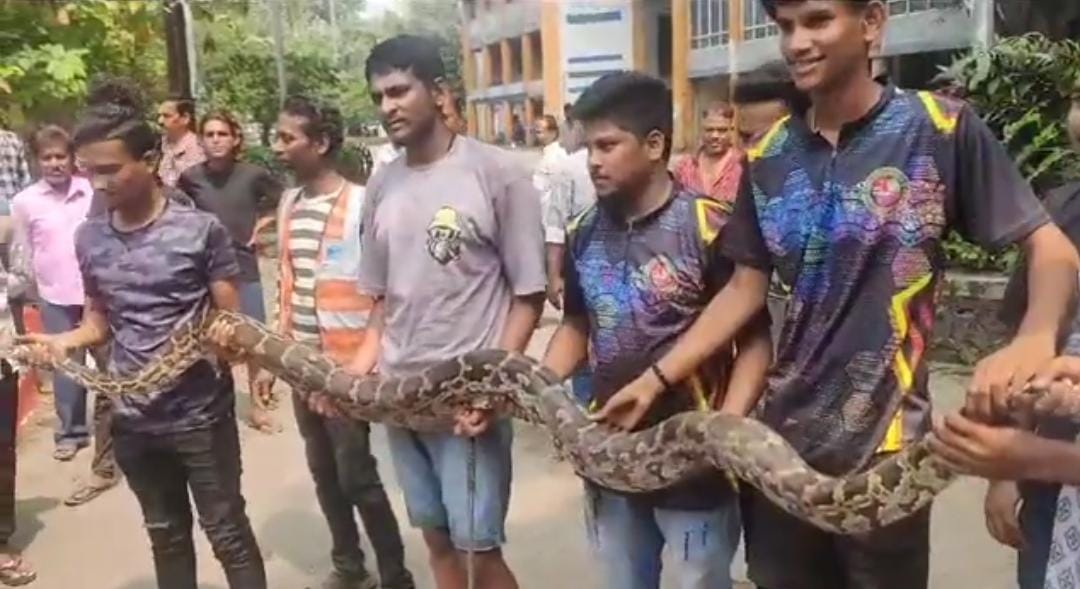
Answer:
[
  {"left": 935, "top": 34, "right": 1080, "bottom": 272},
  {"left": 0, "top": 0, "right": 165, "bottom": 127}
]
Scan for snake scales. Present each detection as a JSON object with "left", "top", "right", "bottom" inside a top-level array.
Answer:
[{"left": 5, "top": 308, "right": 964, "bottom": 535}]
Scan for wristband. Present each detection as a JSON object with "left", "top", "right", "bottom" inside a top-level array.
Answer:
[{"left": 650, "top": 363, "right": 672, "bottom": 390}]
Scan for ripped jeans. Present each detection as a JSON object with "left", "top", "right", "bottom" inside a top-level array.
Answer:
[
  {"left": 585, "top": 485, "right": 740, "bottom": 589},
  {"left": 114, "top": 417, "right": 266, "bottom": 589}
]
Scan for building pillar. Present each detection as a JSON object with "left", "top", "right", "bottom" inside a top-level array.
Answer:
[
  {"left": 500, "top": 38, "right": 513, "bottom": 85},
  {"left": 540, "top": 0, "right": 563, "bottom": 115},
  {"left": 522, "top": 32, "right": 535, "bottom": 82},
  {"left": 467, "top": 101, "right": 478, "bottom": 137},
  {"left": 501, "top": 100, "right": 514, "bottom": 143},
  {"left": 631, "top": 0, "right": 648, "bottom": 71},
  {"left": 480, "top": 45, "right": 492, "bottom": 90},
  {"left": 524, "top": 97, "right": 537, "bottom": 146},
  {"left": 672, "top": 0, "right": 692, "bottom": 152}
]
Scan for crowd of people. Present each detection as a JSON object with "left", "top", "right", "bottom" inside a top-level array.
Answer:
[{"left": 0, "top": 1, "right": 1078, "bottom": 588}]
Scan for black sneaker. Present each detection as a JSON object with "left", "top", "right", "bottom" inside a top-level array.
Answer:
[{"left": 320, "top": 569, "right": 378, "bottom": 589}]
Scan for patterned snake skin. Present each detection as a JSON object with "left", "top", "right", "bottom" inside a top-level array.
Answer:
[{"left": 7, "top": 308, "right": 963, "bottom": 535}]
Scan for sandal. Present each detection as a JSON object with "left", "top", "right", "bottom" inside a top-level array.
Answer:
[
  {"left": 0, "top": 555, "right": 36, "bottom": 586},
  {"left": 64, "top": 478, "right": 118, "bottom": 507},
  {"left": 52, "top": 445, "right": 78, "bottom": 462}
]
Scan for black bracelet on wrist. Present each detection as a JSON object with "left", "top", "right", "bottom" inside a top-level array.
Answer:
[{"left": 650, "top": 363, "right": 672, "bottom": 391}]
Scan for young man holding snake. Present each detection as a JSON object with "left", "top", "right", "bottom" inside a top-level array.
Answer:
[
  {"left": 345, "top": 35, "right": 546, "bottom": 589},
  {"left": 542, "top": 71, "right": 772, "bottom": 588},
  {"left": 263, "top": 95, "right": 414, "bottom": 589},
  {"left": 592, "top": 1, "right": 1080, "bottom": 588},
  {"left": 20, "top": 78, "right": 267, "bottom": 589}
]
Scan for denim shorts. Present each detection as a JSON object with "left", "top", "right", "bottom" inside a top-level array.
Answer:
[
  {"left": 237, "top": 280, "right": 266, "bottom": 323},
  {"left": 585, "top": 484, "right": 741, "bottom": 589},
  {"left": 385, "top": 419, "right": 513, "bottom": 551}
]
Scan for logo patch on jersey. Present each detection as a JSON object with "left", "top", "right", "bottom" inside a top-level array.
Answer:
[
  {"left": 426, "top": 206, "right": 463, "bottom": 265},
  {"left": 859, "top": 167, "right": 910, "bottom": 213}
]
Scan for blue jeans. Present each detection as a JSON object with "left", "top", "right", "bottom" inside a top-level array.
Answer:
[
  {"left": 571, "top": 368, "right": 594, "bottom": 406},
  {"left": 41, "top": 302, "right": 89, "bottom": 447},
  {"left": 585, "top": 485, "right": 740, "bottom": 589},
  {"left": 385, "top": 420, "right": 513, "bottom": 550},
  {"left": 237, "top": 280, "right": 266, "bottom": 323}
]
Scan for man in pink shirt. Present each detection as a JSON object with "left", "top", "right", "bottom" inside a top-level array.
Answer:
[
  {"left": 671, "top": 102, "right": 743, "bottom": 204},
  {"left": 12, "top": 125, "right": 95, "bottom": 463}
]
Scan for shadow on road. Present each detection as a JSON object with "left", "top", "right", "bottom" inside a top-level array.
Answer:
[
  {"left": 10, "top": 496, "right": 59, "bottom": 550},
  {"left": 259, "top": 507, "right": 329, "bottom": 573}
]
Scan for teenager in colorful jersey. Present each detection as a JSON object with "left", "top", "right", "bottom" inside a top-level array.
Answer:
[
  {"left": 591, "top": 1, "right": 1080, "bottom": 587},
  {"left": 542, "top": 71, "right": 772, "bottom": 589},
  {"left": 261, "top": 95, "right": 413, "bottom": 589},
  {"left": 346, "top": 35, "right": 546, "bottom": 589}
]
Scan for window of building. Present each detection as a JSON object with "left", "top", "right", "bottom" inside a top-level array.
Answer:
[
  {"left": 690, "top": 0, "right": 729, "bottom": 49},
  {"left": 888, "top": 0, "right": 962, "bottom": 15},
  {"left": 743, "top": 0, "right": 778, "bottom": 40}
]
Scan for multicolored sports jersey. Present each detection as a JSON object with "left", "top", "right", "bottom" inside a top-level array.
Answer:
[
  {"left": 721, "top": 84, "right": 1049, "bottom": 475},
  {"left": 564, "top": 183, "right": 749, "bottom": 509}
]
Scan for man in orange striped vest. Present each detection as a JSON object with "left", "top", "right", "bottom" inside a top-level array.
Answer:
[{"left": 260, "top": 96, "right": 413, "bottom": 589}]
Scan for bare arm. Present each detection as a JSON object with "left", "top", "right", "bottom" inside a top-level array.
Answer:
[
  {"left": 209, "top": 279, "right": 241, "bottom": 312},
  {"left": 545, "top": 243, "right": 565, "bottom": 309},
  {"left": 499, "top": 293, "right": 545, "bottom": 353},
  {"left": 346, "top": 297, "right": 385, "bottom": 375},
  {"left": 542, "top": 314, "right": 589, "bottom": 380},
  {"left": 1015, "top": 223, "right": 1078, "bottom": 343},
  {"left": 720, "top": 316, "right": 772, "bottom": 416},
  {"left": 969, "top": 223, "right": 1080, "bottom": 418},
  {"left": 65, "top": 299, "right": 110, "bottom": 349},
  {"left": 22, "top": 297, "right": 109, "bottom": 353}
]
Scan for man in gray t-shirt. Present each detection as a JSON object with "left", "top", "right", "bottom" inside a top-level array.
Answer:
[{"left": 348, "top": 34, "right": 545, "bottom": 589}]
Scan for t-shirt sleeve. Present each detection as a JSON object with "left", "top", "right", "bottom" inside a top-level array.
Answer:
[
  {"left": 562, "top": 235, "right": 587, "bottom": 318},
  {"left": 356, "top": 184, "right": 388, "bottom": 297},
  {"left": 495, "top": 167, "right": 547, "bottom": 296},
  {"left": 718, "top": 160, "right": 772, "bottom": 272},
  {"left": 950, "top": 105, "right": 1050, "bottom": 249},
  {"left": 205, "top": 217, "right": 240, "bottom": 282},
  {"left": 74, "top": 227, "right": 101, "bottom": 301}
]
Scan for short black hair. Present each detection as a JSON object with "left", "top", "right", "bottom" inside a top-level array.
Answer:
[
  {"left": 73, "top": 76, "right": 159, "bottom": 159},
  {"left": 282, "top": 95, "right": 344, "bottom": 157},
  {"left": 761, "top": 0, "right": 871, "bottom": 19},
  {"left": 365, "top": 34, "right": 446, "bottom": 86},
  {"left": 572, "top": 71, "right": 673, "bottom": 159},
  {"left": 165, "top": 94, "right": 197, "bottom": 130},
  {"left": 733, "top": 60, "right": 801, "bottom": 106}
]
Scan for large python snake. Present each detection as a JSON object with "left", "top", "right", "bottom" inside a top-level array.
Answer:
[{"left": 2, "top": 308, "right": 990, "bottom": 535}]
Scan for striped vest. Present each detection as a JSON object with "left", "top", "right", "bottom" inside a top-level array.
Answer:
[{"left": 277, "top": 182, "right": 370, "bottom": 363}]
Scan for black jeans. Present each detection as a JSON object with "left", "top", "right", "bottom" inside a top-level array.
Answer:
[
  {"left": 0, "top": 361, "right": 17, "bottom": 545},
  {"left": 293, "top": 393, "right": 413, "bottom": 588},
  {"left": 114, "top": 417, "right": 266, "bottom": 589}
]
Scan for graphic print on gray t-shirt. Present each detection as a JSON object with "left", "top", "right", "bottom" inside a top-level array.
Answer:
[
  {"left": 357, "top": 136, "right": 546, "bottom": 377},
  {"left": 75, "top": 200, "right": 240, "bottom": 434}
]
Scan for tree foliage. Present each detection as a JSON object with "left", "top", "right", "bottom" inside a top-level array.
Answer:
[
  {"left": 935, "top": 34, "right": 1080, "bottom": 272},
  {"left": 0, "top": 0, "right": 165, "bottom": 127}
]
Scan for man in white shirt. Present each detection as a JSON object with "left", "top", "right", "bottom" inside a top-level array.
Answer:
[{"left": 532, "top": 114, "right": 566, "bottom": 197}]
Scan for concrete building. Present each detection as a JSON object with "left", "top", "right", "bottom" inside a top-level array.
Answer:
[{"left": 460, "top": 0, "right": 995, "bottom": 151}]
